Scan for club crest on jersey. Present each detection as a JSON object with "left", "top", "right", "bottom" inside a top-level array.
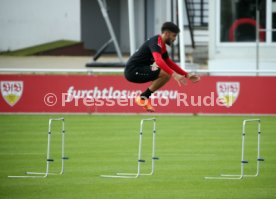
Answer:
[
  {"left": 216, "top": 82, "right": 240, "bottom": 108},
  {"left": 1, "top": 81, "right": 23, "bottom": 107}
]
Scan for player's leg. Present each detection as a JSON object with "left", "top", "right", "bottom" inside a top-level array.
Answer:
[
  {"left": 124, "top": 65, "right": 161, "bottom": 84},
  {"left": 136, "top": 69, "right": 171, "bottom": 112},
  {"left": 124, "top": 65, "right": 170, "bottom": 112},
  {"left": 148, "top": 69, "right": 171, "bottom": 92},
  {"left": 139, "top": 69, "right": 170, "bottom": 101}
]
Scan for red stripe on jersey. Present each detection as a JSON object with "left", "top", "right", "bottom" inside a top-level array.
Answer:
[{"left": 157, "top": 35, "right": 167, "bottom": 54}]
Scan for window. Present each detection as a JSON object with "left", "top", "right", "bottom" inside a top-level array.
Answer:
[
  {"left": 273, "top": 0, "right": 276, "bottom": 41},
  {"left": 220, "top": 0, "right": 266, "bottom": 42}
]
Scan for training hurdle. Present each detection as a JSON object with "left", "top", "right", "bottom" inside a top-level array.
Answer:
[
  {"left": 101, "top": 118, "right": 159, "bottom": 178},
  {"left": 205, "top": 119, "right": 264, "bottom": 180},
  {"left": 8, "top": 118, "right": 68, "bottom": 178}
]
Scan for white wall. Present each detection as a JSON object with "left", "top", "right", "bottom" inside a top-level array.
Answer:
[
  {"left": 0, "top": 0, "right": 80, "bottom": 51},
  {"left": 154, "top": 0, "right": 172, "bottom": 35}
]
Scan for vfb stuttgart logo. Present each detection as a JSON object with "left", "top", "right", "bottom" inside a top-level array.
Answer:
[
  {"left": 1, "top": 81, "right": 23, "bottom": 107},
  {"left": 216, "top": 82, "right": 240, "bottom": 108}
]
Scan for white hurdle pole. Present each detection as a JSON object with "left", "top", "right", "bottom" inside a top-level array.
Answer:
[
  {"left": 61, "top": 119, "right": 67, "bottom": 174},
  {"left": 243, "top": 119, "right": 264, "bottom": 177},
  {"left": 129, "top": 118, "right": 158, "bottom": 176},
  {"left": 25, "top": 118, "right": 54, "bottom": 177},
  {"left": 101, "top": 118, "right": 158, "bottom": 179},
  {"left": 150, "top": 119, "right": 158, "bottom": 175},
  {"left": 256, "top": 121, "right": 262, "bottom": 175},
  {"left": 205, "top": 119, "right": 264, "bottom": 180},
  {"left": 8, "top": 118, "right": 68, "bottom": 178},
  {"left": 219, "top": 120, "right": 249, "bottom": 179}
]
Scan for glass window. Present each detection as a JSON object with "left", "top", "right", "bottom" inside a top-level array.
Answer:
[
  {"left": 273, "top": 0, "right": 276, "bottom": 42},
  {"left": 220, "top": 0, "right": 266, "bottom": 42}
]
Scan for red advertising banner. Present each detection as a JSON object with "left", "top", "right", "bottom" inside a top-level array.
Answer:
[{"left": 0, "top": 74, "right": 276, "bottom": 114}]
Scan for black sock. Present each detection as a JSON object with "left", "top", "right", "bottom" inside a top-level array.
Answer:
[{"left": 140, "top": 88, "right": 153, "bottom": 99}]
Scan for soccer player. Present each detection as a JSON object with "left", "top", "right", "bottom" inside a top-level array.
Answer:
[{"left": 124, "top": 22, "right": 200, "bottom": 112}]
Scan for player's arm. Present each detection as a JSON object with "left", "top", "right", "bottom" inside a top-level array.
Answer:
[
  {"left": 165, "top": 57, "right": 200, "bottom": 83},
  {"left": 164, "top": 57, "right": 188, "bottom": 76},
  {"left": 152, "top": 52, "right": 173, "bottom": 75},
  {"left": 152, "top": 52, "right": 187, "bottom": 86},
  {"left": 149, "top": 38, "right": 187, "bottom": 86},
  {"left": 149, "top": 38, "right": 175, "bottom": 75}
]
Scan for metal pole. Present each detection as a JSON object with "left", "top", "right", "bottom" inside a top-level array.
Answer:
[
  {"left": 171, "top": 0, "right": 175, "bottom": 59},
  {"left": 256, "top": 9, "right": 260, "bottom": 76},
  {"left": 137, "top": 120, "right": 144, "bottom": 177},
  {"left": 257, "top": 121, "right": 261, "bottom": 176},
  {"left": 128, "top": 0, "right": 136, "bottom": 55},
  {"left": 240, "top": 121, "right": 247, "bottom": 178},
  {"left": 61, "top": 118, "right": 65, "bottom": 174},
  {"left": 97, "top": 0, "right": 123, "bottom": 62},
  {"left": 178, "top": 0, "right": 186, "bottom": 69},
  {"left": 184, "top": 0, "right": 195, "bottom": 49},
  {"left": 200, "top": 0, "right": 204, "bottom": 25},
  {"left": 151, "top": 119, "right": 157, "bottom": 175}
]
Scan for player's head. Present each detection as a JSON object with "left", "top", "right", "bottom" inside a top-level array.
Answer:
[
  {"left": 161, "top": 22, "right": 180, "bottom": 34},
  {"left": 161, "top": 22, "right": 180, "bottom": 45}
]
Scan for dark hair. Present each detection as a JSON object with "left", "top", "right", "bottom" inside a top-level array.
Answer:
[{"left": 161, "top": 22, "right": 180, "bottom": 33}]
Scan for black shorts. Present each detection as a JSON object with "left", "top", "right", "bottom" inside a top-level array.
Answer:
[{"left": 124, "top": 65, "right": 161, "bottom": 83}]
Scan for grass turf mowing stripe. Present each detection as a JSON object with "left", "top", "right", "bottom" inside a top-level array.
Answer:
[{"left": 0, "top": 115, "right": 275, "bottom": 199}]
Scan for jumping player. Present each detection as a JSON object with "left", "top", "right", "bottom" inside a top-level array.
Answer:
[{"left": 124, "top": 22, "right": 200, "bottom": 112}]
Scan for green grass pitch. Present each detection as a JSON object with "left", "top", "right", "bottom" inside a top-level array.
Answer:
[{"left": 0, "top": 115, "right": 275, "bottom": 199}]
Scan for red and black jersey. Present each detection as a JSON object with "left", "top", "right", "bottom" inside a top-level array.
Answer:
[{"left": 126, "top": 35, "right": 188, "bottom": 76}]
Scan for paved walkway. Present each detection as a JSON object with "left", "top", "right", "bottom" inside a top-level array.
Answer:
[{"left": 0, "top": 55, "right": 129, "bottom": 69}]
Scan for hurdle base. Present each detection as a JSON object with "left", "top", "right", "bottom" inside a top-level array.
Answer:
[
  {"left": 8, "top": 172, "right": 45, "bottom": 178},
  {"left": 8, "top": 171, "right": 64, "bottom": 178},
  {"left": 101, "top": 174, "right": 139, "bottom": 179},
  {"left": 205, "top": 176, "right": 243, "bottom": 180},
  {"left": 26, "top": 171, "right": 61, "bottom": 175},
  {"left": 117, "top": 172, "right": 153, "bottom": 176},
  {"left": 101, "top": 171, "right": 154, "bottom": 179},
  {"left": 8, "top": 175, "right": 47, "bottom": 178},
  {"left": 205, "top": 174, "right": 243, "bottom": 180}
]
